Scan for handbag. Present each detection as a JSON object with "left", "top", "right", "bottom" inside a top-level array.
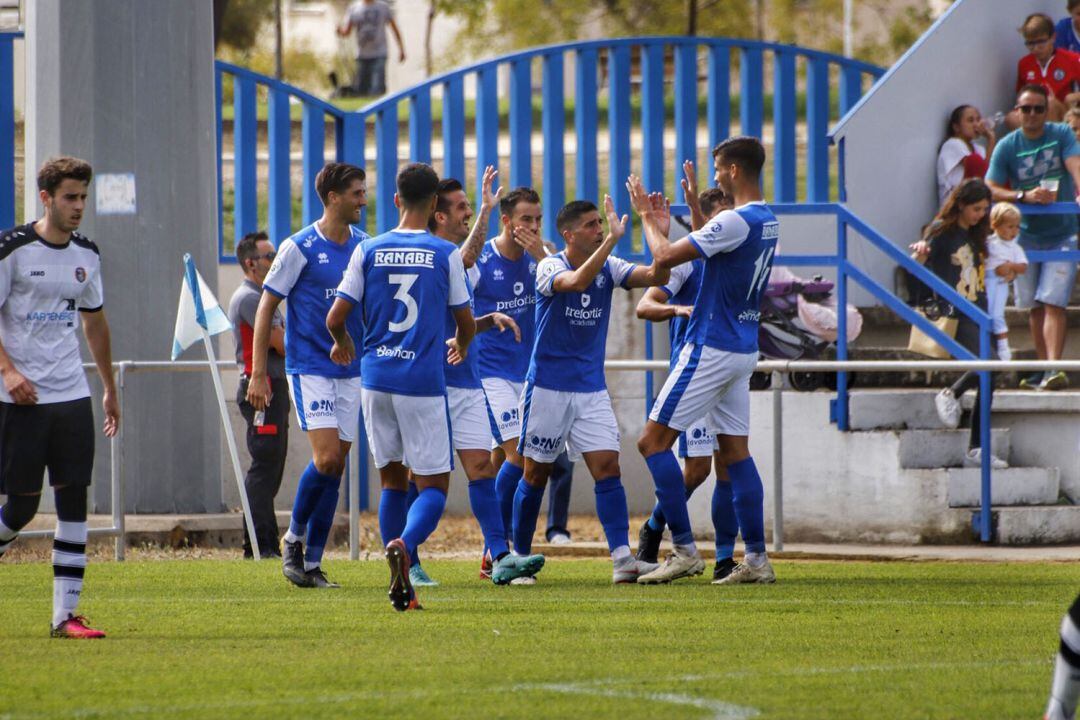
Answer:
[{"left": 907, "top": 299, "right": 958, "bottom": 359}]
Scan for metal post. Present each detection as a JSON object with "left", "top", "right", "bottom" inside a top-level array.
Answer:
[
  {"left": 979, "top": 325, "right": 993, "bottom": 542},
  {"left": 114, "top": 362, "right": 127, "bottom": 561},
  {"left": 349, "top": 440, "right": 360, "bottom": 560},
  {"left": 835, "top": 211, "right": 849, "bottom": 430},
  {"left": 771, "top": 371, "right": 784, "bottom": 551}
]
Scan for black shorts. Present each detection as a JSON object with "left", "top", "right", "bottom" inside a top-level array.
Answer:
[{"left": 0, "top": 398, "right": 95, "bottom": 495}]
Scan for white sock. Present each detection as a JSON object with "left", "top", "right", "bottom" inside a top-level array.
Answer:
[
  {"left": 1049, "top": 612, "right": 1080, "bottom": 719},
  {"left": 675, "top": 541, "right": 698, "bottom": 556},
  {"left": 284, "top": 529, "right": 304, "bottom": 544},
  {"left": 0, "top": 514, "right": 17, "bottom": 557},
  {"left": 744, "top": 551, "right": 767, "bottom": 568},
  {"left": 611, "top": 545, "right": 632, "bottom": 563},
  {"left": 996, "top": 340, "right": 1012, "bottom": 361},
  {"left": 52, "top": 520, "right": 88, "bottom": 628},
  {"left": 303, "top": 561, "right": 319, "bottom": 572}
]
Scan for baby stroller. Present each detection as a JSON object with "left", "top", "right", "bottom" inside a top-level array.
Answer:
[{"left": 751, "top": 272, "right": 863, "bottom": 391}]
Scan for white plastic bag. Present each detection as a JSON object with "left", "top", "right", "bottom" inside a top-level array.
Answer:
[{"left": 797, "top": 293, "right": 863, "bottom": 343}]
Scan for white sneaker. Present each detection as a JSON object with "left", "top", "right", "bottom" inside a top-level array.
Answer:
[
  {"left": 636, "top": 545, "right": 705, "bottom": 584},
  {"left": 964, "top": 447, "right": 1008, "bottom": 469},
  {"left": 548, "top": 532, "right": 572, "bottom": 545},
  {"left": 713, "top": 558, "right": 776, "bottom": 585},
  {"left": 934, "top": 388, "right": 961, "bottom": 429},
  {"left": 612, "top": 558, "right": 659, "bottom": 584},
  {"left": 509, "top": 575, "right": 537, "bottom": 586}
]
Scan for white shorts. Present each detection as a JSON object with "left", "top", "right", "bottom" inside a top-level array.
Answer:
[
  {"left": 519, "top": 383, "right": 619, "bottom": 464},
  {"left": 649, "top": 344, "right": 757, "bottom": 437},
  {"left": 447, "top": 386, "right": 494, "bottom": 451},
  {"left": 481, "top": 376, "right": 524, "bottom": 445},
  {"left": 361, "top": 389, "right": 453, "bottom": 475},
  {"left": 678, "top": 417, "right": 718, "bottom": 458},
  {"left": 287, "top": 374, "right": 362, "bottom": 442}
]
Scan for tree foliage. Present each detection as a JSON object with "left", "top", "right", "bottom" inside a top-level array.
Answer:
[{"left": 214, "top": 0, "right": 275, "bottom": 53}]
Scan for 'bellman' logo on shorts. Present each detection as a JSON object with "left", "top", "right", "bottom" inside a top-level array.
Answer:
[{"left": 373, "top": 248, "right": 435, "bottom": 268}]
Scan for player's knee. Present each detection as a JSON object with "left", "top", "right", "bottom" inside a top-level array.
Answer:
[
  {"left": 502, "top": 444, "right": 523, "bottom": 466},
  {"left": 313, "top": 453, "right": 344, "bottom": 478},
  {"left": 684, "top": 466, "right": 710, "bottom": 490},
  {"left": 636, "top": 431, "right": 663, "bottom": 457},
  {"left": 0, "top": 492, "right": 42, "bottom": 531}
]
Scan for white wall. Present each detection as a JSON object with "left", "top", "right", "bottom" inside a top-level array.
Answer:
[{"left": 832, "top": 0, "right": 1063, "bottom": 304}]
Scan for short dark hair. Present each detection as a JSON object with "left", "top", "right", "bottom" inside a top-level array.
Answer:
[
  {"left": 396, "top": 162, "right": 440, "bottom": 208},
  {"left": 315, "top": 162, "right": 365, "bottom": 205},
  {"left": 1017, "top": 83, "right": 1050, "bottom": 102},
  {"left": 429, "top": 177, "right": 464, "bottom": 231},
  {"left": 236, "top": 231, "right": 269, "bottom": 267},
  {"left": 555, "top": 200, "right": 598, "bottom": 235},
  {"left": 698, "top": 188, "right": 731, "bottom": 218},
  {"left": 499, "top": 186, "right": 541, "bottom": 217},
  {"left": 1070, "top": 0, "right": 1080, "bottom": 12},
  {"left": 1021, "top": 13, "right": 1054, "bottom": 38},
  {"left": 37, "top": 156, "right": 93, "bottom": 196},
  {"left": 712, "top": 136, "right": 766, "bottom": 181}
]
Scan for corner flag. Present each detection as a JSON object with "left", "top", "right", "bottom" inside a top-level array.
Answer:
[{"left": 172, "top": 253, "right": 232, "bottom": 360}]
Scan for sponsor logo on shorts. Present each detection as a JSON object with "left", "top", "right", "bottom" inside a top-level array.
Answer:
[
  {"left": 500, "top": 408, "right": 519, "bottom": 425},
  {"left": 527, "top": 434, "right": 564, "bottom": 452},
  {"left": 374, "top": 248, "right": 435, "bottom": 268},
  {"left": 376, "top": 344, "right": 417, "bottom": 360},
  {"left": 738, "top": 309, "right": 762, "bottom": 322},
  {"left": 690, "top": 427, "right": 707, "bottom": 440},
  {"left": 307, "top": 398, "right": 335, "bottom": 418}
]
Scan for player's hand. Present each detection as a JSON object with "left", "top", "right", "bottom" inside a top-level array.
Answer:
[
  {"left": 2, "top": 366, "right": 37, "bottom": 405},
  {"left": 909, "top": 240, "right": 931, "bottom": 258},
  {"left": 490, "top": 312, "right": 521, "bottom": 343},
  {"left": 1027, "top": 187, "right": 1054, "bottom": 205},
  {"left": 245, "top": 372, "right": 271, "bottom": 411},
  {"left": 625, "top": 175, "right": 650, "bottom": 216},
  {"left": 681, "top": 159, "right": 701, "bottom": 209},
  {"left": 673, "top": 305, "right": 693, "bottom": 318},
  {"left": 480, "top": 165, "right": 503, "bottom": 213},
  {"left": 648, "top": 191, "right": 671, "bottom": 237},
  {"left": 512, "top": 225, "right": 545, "bottom": 260},
  {"left": 102, "top": 388, "right": 120, "bottom": 438},
  {"left": 329, "top": 338, "right": 356, "bottom": 367},
  {"left": 446, "top": 338, "right": 467, "bottom": 365},
  {"left": 603, "top": 194, "right": 629, "bottom": 244}
]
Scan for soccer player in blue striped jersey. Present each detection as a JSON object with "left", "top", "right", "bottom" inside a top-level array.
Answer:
[
  {"left": 328, "top": 162, "right": 476, "bottom": 612},
  {"left": 247, "top": 163, "right": 368, "bottom": 590},
  {"left": 632, "top": 136, "right": 779, "bottom": 585},
  {"left": 1046, "top": 592, "right": 1080, "bottom": 720},
  {"left": 634, "top": 182, "right": 743, "bottom": 582},
  {"left": 512, "top": 195, "right": 670, "bottom": 584}
]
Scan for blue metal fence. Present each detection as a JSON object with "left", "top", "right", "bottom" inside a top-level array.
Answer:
[
  {"left": 215, "top": 37, "right": 883, "bottom": 262},
  {"left": 0, "top": 30, "right": 20, "bottom": 230}
]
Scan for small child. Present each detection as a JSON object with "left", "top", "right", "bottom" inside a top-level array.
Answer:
[{"left": 985, "top": 203, "right": 1028, "bottom": 360}]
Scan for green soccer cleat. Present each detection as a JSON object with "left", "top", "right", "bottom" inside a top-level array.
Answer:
[
  {"left": 491, "top": 553, "right": 546, "bottom": 585},
  {"left": 409, "top": 564, "right": 439, "bottom": 587}
]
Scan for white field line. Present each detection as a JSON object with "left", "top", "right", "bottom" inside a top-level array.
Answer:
[{"left": 514, "top": 682, "right": 759, "bottom": 720}]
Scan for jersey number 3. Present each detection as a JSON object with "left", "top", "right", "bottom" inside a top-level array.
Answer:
[{"left": 388, "top": 273, "right": 419, "bottom": 332}]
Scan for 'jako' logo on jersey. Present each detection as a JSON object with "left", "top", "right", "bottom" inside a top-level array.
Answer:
[
  {"left": 74, "top": 267, "right": 86, "bottom": 283},
  {"left": 580, "top": 294, "right": 591, "bottom": 308},
  {"left": 528, "top": 434, "right": 564, "bottom": 452},
  {"left": 512, "top": 281, "right": 524, "bottom": 296}
]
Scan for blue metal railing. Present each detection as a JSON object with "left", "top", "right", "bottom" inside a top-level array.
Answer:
[
  {"left": 215, "top": 37, "right": 884, "bottom": 262},
  {"left": 0, "top": 30, "right": 20, "bottom": 230}
]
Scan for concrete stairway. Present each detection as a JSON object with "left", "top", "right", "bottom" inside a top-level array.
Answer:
[{"left": 847, "top": 389, "right": 1078, "bottom": 544}]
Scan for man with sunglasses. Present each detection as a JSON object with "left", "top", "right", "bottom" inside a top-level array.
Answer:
[
  {"left": 1017, "top": 13, "right": 1080, "bottom": 122},
  {"left": 987, "top": 84, "right": 1080, "bottom": 391},
  {"left": 229, "top": 231, "right": 289, "bottom": 559}
]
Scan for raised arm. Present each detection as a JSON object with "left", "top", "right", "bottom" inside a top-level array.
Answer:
[
  {"left": 550, "top": 195, "right": 627, "bottom": 293},
  {"left": 461, "top": 165, "right": 502, "bottom": 269},
  {"left": 627, "top": 174, "right": 700, "bottom": 270},
  {"left": 625, "top": 190, "right": 671, "bottom": 288},
  {"left": 681, "top": 160, "right": 708, "bottom": 231}
]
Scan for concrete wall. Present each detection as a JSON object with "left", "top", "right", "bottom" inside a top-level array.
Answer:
[
  {"left": 25, "top": 0, "right": 222, "bottom": 513},
  {"left": 832, "top": 0, "right": 1062, "bottom": 305}
]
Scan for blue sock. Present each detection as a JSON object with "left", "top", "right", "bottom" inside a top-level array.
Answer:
[
  {"left": 495, "top": 460, "right": 523, "bottom": 543},
  {"left": 379, "top": 488, "right": 408, "bottom": 547},
  {"left": 647, "top": 485, "right": 695, "bottom": 533},
  {"left": 304, "top": 479, "right": 340, "bottom": 569},
  {"left": 405, "top": 481, "right": 421, "bottom": 567},
  {"left": 511, "top": 478, "right": 544, "bottom": 555},
  {"left": 400, "top": 487, "right": 447, "bottom": 563},
  {"left": 644, "top": 451, "right": 694, "bottom": 546},
  {"left": 468, "top": 478, "right": 509, "bottom": 559},
  {"left": 594, "top": 477, "right": 630, "bottom": 554},
  {"left": 727, "top": 457, "right": 765, "bottom": 554},
  {"left": 712, "top": 479, "right": 738, "bottom": 560},
  {"left": 289, "top": 462, "right": 333, "bottom": 539}
]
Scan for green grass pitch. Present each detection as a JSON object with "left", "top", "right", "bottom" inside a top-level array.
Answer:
[{"left": 0, "top": 558, "right": 1074, "bottom": 719}]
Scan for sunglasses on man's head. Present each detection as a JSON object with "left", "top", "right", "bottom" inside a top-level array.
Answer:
[{"left": 1018, "top": 104, "right": 1048, "bottom": 115}]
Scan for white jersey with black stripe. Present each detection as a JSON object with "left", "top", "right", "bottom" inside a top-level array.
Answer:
[{"left": 0, "top": 222, "right": 104, "bottom": 404}]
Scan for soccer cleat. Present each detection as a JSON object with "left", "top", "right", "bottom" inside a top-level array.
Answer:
[
  {"left": 50, "top": 615, "right": 106, "bottom": 639},
  {"left": 934, "top": 388, "right": 961, "bottom": 429},
  {"left": 713, "top": 557, "right": 738, "bottom": 582},
  {"left": 282, "top": 540, "right": 314, "bottom": 588},
  {"left": 479, "top": 549, "right": 493, "bottom": 580},
  {"left": 492, "top": 552, "right": 545, "bottom": 585},
  {"left": 636, "top": 545, "right": 706, "bottom": 584},
  {"left": 410, "top": 564, "right": 439, "bottom": 587},
  {"left": 547, "top": 531, "right": 572, "bottom": 545},
  {"left": 635, "top": 521, "right": 663, "bottom": 564},
  {"left": 613, "top": 558, "right": 660, "bottom": 584},
  {"left": 509, "top": 574, "right": 537, "bottom": 586},
  {"left": 1040, "top": 371, "right": 1070, "bottom": 391},
  {"left": 1019, "top": 372, "right": 1045, "bottom": 390},
  {"left": 386, "top": 539, "right": 421, "bottom": 612},
  {"left": 713, "top": 558, "right": 777, "bottom": 585},
  {"left": 964, "top": 447, "right": 1008, "bottom": 470},
  {"left": 305, "top": 567, "right": 340, "bottom": 589}
]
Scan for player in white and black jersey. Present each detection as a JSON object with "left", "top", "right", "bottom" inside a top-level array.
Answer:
[{"left": 0, "top": 157, "right": 119, "bottom": 638}]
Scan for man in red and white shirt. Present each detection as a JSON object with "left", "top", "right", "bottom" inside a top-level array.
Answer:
[{"left": 1017, "top": 13, "right": 1080, "bottom": 121}]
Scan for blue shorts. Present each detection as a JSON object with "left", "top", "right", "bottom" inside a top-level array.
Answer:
[{"left": 1016, "top": 235, "right": 1078, "bottom": 309}]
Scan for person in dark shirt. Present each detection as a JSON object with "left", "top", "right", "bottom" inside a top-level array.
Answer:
[{"left": 910, "top": 179, "right": 1005, "bottom": 469}]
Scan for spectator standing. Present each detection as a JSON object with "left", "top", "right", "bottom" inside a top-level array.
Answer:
[
  {"left": 986, "top": 84, "right": 1080, "bottom": 390},
  {"left": 228, "top": 232, "right": 288, "bottom": 559},
  {"left": 1016, "top": 14, "right": 1080, "bottom": 122},
  {"left": 337, "top": 0, "right": 405, "bottom": 98},
  {"left": 937, "top": 105, "right": 996, "bottom": 206},
  {"left": 1068, "top": 107, "right": 1080, "bottom": 142},
  {"left": 544, "top": 451, "right": 574, "bottom": 544},
  {"left": 1055, "top": 1, "right": 1080, "bottom": 54},
  {"left": 984, "top": 203, "right": 1028, "bottom": 361}
]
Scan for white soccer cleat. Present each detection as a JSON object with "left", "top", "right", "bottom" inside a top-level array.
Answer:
[
  {"left": 713, "top": 558, "right": 776, "bottom": 585},
  {"left": 636, "top": 545, "right": 705, "bottom": 584},
  {"left": 934, "top": 388, "right": 961, "bottom": 429},
  {"left": 612, "top": 558, "right": 659, "bottom": 584},
  {"left": 964, "top": 447, "right": 1008, "bottom": 470}
]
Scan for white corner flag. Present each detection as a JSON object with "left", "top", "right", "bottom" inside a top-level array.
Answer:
[{"left": 171, "top": 253, "right": 262, "bottom": 560}]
